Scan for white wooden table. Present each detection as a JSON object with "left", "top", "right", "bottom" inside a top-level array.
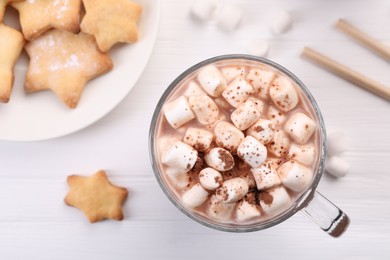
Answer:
[{"left": 1, "top": 0, "right": 390, "bottom": 259}]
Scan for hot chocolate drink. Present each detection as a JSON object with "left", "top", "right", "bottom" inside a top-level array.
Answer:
[{"left": 153, "top": 58, "right": 320, "bottom": 224}]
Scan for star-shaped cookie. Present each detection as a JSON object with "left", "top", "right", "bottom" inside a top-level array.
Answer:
[
  {"left": 65, "top": 170, "right": 128, "bottom": 223},
  {"left": 11, "top": 0, "right": 82, "bottom": 40},
  {"left": 80, "top": 0, "right": 142, "bottom": 52},
  {"left": 0, "top": 0, "right": 21, "bottom": 21},
  {"left": 0, "top": 23, "right": 25, "bottom": 103},
  {"left": 25, "top": 29, "right": 113, "bottom": 108}
]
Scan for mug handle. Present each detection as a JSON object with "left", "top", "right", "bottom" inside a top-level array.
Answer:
[{"left": 300, "top": 191, "right": 350, "bottom": 237}]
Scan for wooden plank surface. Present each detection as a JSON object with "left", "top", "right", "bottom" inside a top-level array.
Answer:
[{"left": 0, "top": 0, "right": 390, "bottom": 259}]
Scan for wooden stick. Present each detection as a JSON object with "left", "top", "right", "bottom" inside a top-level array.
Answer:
[
  {"left": 302, "top": 47, "right": 390, "bottom": 101},
  {"left": 336, "top": 19, "right": 390, "bottom": 61}
]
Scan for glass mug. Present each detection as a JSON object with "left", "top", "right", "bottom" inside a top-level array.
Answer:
[{"left": 149, "top": 55, "right": 350, "bottom": 237}]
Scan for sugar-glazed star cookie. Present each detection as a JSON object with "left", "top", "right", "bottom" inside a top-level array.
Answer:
[
  {"left": 65, "top": 170, "right": 128, "bottom": 223},
  {"left": 12, "top": 0, "right": 82, "bottom": 40},
  {"left": 80, "top": 0, "right": 142, "bottom": 52},
  {"left": 0, "top": 0, "right": 21, "bottom": 21},
  {"left": 0, "top": 23, "right": 25, "bottom": 103},
  {"left": 25, "top": 29, "right": 113, "bottom": 108}
]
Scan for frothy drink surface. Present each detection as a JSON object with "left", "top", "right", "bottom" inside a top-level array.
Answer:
[{"left": 154, "top": 59, "right": 320, "bottom": 224}]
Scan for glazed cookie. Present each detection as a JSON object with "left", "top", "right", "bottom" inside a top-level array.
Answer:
[
  {"left": 24, "top": 29, "right": 113, "bottom": 108},
  {"left": 0, "top": 0, "right": 21, "bottom": 21},
  {"left": 80, "top": 0, "right": 142, "bottom": 52},
  {"left": 65, "top": 170, "right": 128, "bottom": 223},
  {"left": 0, "top": 23, "right": 24, "bottom": 103},
  {"left": 12, "top": 0, "right": 82, "bottom": 40}
]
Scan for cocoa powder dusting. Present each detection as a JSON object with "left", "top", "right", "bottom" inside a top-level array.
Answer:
[
  {"left": 259, "top": 191, "right": 273, "bottom": 205},
  {"left": 218, "top": 149, "right": 234, "bottom": 170}
]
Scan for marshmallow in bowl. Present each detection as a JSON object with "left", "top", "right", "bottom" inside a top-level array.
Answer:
[
  {"left": 198, "top": 65, "right": 227, "bottom": 97},
  {"left": 190, "top": 0, "right": 217, "bottom": 22},
  {"left": 277, "top": 160, "right": 312, "bottom": 192},
  {"left": 221, "top": 66, "right": 246, "bottom": 83},
  {"left": 267, "top": 130, "right": 290, "bottom": 157},
  {"left": 199, "top": 167, "right": 223, "bottom": 190},
  {"left": 284, "top": 112, "right": 316, "bottom": 144},
  {"left": 269, "top": 76, "right": 299, "bottom": 112},
  {"left": 325, "top": 156, "right": 350, "bottom": 178},
  {"left": 236, "top": 200, "right": 261, "bottom": 222},
  {"left": 271, "top": 11, "right": 293, "bottom": 35},
  {"left": 247, "top": 118, "right": 275, "bottom": 145},
  {"left": 266, "top": 106, "right": 286, "bottom": 125},
  {"left": 231, "top": 99, "right": 261, "bottom": 130},
  {"left": 259, "top": 186, "right": 291, "bottom": 215},
  {"left": 205, "top": 147, "right": 235, "bottom": 171},
  {"left": 214, "top": 121, "right": 244, "bottom": 152},
  {"left": 183, "top": 81, "right": 206, "bottom": 97},
  {"left": 189, "top": 95, "right": 219, "bottom": 125},
  {"left": 183, "top": 128, "right": 213, "bottom": 151},
  {"left": 208, "top": 195, "right": 236, "bottom": 220},
  {"left": 246, "top": 96, "right": 265, "bottom": 114},
  {"left": 251, "top": 161, "right": 281, "bottom": 190},
  {"left": 163, "top": 96, "right": 195, "bottom": 129},
  {"left": 289, "top": 143, "right": 315, "bottom": 166},
  {"left": 161, "top": 141, "right": 198, "bottom": 171},
  {"left": 246, "top": 68, "right": 275, "bottom": 99},
  {"left": 222, "top": 77, "right": 254, "bottom": 107},
  {"left": 216, "top": 177, "right": 249, "bottom": 203},
  {"left": 165, "top": 167, "right": 191, "bottom": 189},
  {"left": 182, "top": 183, "right": 210, "bottom": 208},
  {"left": 237, "top": 136, "right": 267, "bottom": 168},
  {"left": 216, "top": 4, "right": 243, "bottom": 31}
]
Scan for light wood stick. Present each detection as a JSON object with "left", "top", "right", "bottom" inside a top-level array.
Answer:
[
  {"left": 336, "top": 19, "right": 390, "bottom": 61},
  {"left": 302, "top": 47, "right": 390, "bottom": 101}
]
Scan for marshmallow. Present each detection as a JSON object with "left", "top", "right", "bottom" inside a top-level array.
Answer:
[
  {"left": 198, "top": 65, "right": 227, "bottom": 97},
  {"left": 199, "top": 167, "right": 223, "bottom": 190},
  {"left": 246, "top": 96, "right": 264, "bottom": 114},
  {"left": 237, "top": 136, "right": 267, "bottom": 168},
  {"left": 208, "top": 195, "right": 236, "bottom": 220},
  {"left": 251, "top": 161, "right": 281, "bottom": 190},
  {"left": 271, "top": 11, "right": 293, "bottom": 34},
  {"left": 182, "top": 183, "right": 209, "bottom": 208},
  {"left": 163, "top": 96, "right": 195, "bottom": 129},
  {"left": 214, "top": 97, "right": 232, "bottom": 110},
  {"left": 190, "top": 0, "right": 217, "bottom": 22},
  {"left": 260, "top": 186, "right": 291, "bottom": 215},
  {"left": 205, "top": 147, "right": 235, "bottom": 171},
  {"left": 183, "top": 128, "right": 214, "bottom": 151},
  {"left": 246, "top": 118, "right": 275, "bottom": 145},
  {"left": 327, "top": 131, "right": 347, "bottom": 156},
  {"left": 216, "top": 4, "right": 243, "bottom": 31},
  {"left": 247, "top": 39, "right": 269, "bottom": 58},
  {"left": 289, "top": 143, "right": 315, "bottom": 166},
  {"left": 157, "top": 135, "right": 182, "bottom": 155},
  {"left": 267, "top": 130, "right": 290, "bottom": 157},
  {"left": 189, "top": 95, "right": 219, "bottom": 125},
  {"left": 246, "top": 69, "right": 275, "bottom": 99},
  {"left": 231, "top": 99, "right": 261, "bottom": 130},
  {"left": 204, "top": 113, "right": 228, "bottom": 132},
  {"left": 222, "top": 77, "right": 254, "bottom": 107},
  {"left": 221, "top": 66, "right": 246, "bottom": 83},
  {"left": 269, "top": 77, "right": 299, "bottom": 112},
  {"left": 284, "top": 112, "right": 317, "bottom": 144},
  {"left": 236, "top": 200, "right": 261, "bottom": 222},
  {"left": 214, "top": 121, "right": 244, "bottom": 152},
  {"left": 325, "top": 156, "right": 350, "bottom": 178},
  {"left": 165, "top": 167, "right": 190, "bottom": 189},
  {"left": 277, "top": 160, "right": 313, "bottom": 192},
  {"left": 266, "top": 106, "right": 286, "bottom": 125},
  {"left": 161, "top": 141, "right": 198, "bottom": 171},
  {"left": 183, "top": 81, "right": 206, "bottom": 97},
  {"left": 216, "top": 177, "right": 249, "bottom": 203}
]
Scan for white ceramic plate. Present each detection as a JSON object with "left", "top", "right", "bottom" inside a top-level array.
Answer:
[{"left": 1, "top": 0, "right": 160, "bottom": 141}]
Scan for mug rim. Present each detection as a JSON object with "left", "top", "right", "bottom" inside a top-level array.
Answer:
[{"left": 149, "top": 54, "right": 327, "bottom": 232}]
